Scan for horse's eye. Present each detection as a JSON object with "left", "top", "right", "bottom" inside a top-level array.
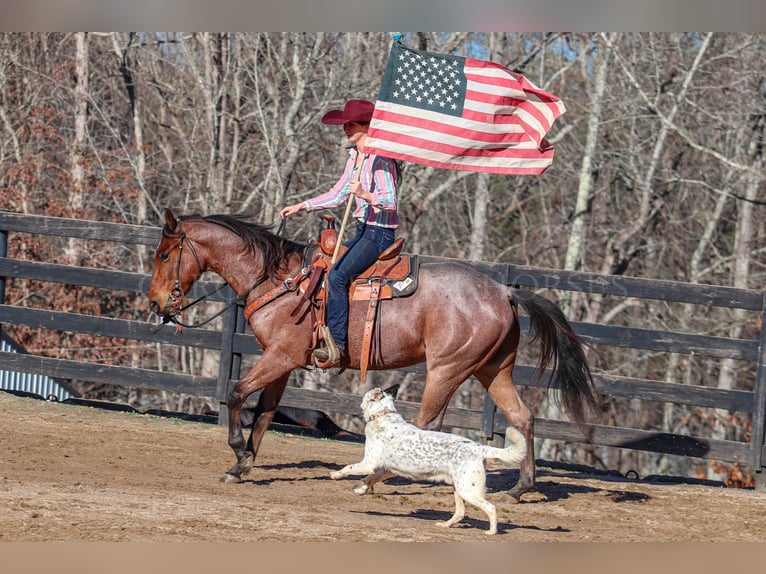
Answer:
[{"left": 159, "top": 251, "right": 170, "bottom": 262}]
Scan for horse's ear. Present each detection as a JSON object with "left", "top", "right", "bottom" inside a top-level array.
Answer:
[
  {"left": 163, "top": 208, "right": 178, "bottom": 233},
  {"left": 382, "top": 384, "right": 400, "bottom": 400}
]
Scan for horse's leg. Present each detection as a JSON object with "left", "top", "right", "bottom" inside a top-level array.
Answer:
[
  {"left": 477, "top": 367, "right": 536, "bottom": 502},
  {"left": 245, "top": 379, "right": 289, "bottom": 459},
  {"left": 220, "top": 360, "right": 291, "bottom": 483},
  {"left": 416, "top": 359, "right": 535, "bottom": 502},
  {"left": 415, "top": 365, "right": 473, "bottom": 431}
]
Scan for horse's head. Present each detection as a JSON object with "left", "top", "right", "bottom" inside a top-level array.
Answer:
[{"left": 148, "top": 208, "right": 204, "bottom": 321}]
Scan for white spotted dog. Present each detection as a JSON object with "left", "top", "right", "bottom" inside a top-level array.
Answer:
[{"left": 330, "top": 387, "right": 526, "bottom": 535}]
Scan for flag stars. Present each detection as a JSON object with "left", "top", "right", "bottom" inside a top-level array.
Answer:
[{"left": 385, "top": 46, "right": 466, "bottom": 117}]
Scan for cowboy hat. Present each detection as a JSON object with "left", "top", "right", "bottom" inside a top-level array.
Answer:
[{"left": 321, "top": 99, "right": 375, "bottom": 125}]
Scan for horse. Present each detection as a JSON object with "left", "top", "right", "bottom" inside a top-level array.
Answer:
[{"left": 147, "top": 208, "right": 600, "bottom": 501}]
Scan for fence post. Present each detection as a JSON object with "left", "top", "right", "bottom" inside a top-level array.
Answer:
[
  {"left": 481, "top": 393, "right": 497, "bottom": 443},
  {"left": 0, "top": 228, "right": 7, "bottom": 339},
  {"left": 750, "top": 290, "right": 766, "bottom": 490}
]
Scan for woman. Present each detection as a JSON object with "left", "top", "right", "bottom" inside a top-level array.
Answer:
[{"left": 280, "top": 99, "right": 400, "bottom": 367}]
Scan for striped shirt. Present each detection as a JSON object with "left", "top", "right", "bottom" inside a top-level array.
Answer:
[{"left": 305, "top": 147, "right": 399, "bottom": 229}]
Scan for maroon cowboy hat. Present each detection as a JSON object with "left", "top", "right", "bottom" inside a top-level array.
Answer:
[{"left": 321, "top": 99, "right": 375, "bottom": 125}]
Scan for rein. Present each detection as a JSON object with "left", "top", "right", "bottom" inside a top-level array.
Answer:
[
  {"left": 159, "top": 215, "right": 301, "bottom": 331},
  {"left": 164, "top": 275, "right": 271, "bottom": 330}
]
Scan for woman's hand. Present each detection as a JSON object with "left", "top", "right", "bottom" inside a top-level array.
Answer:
[
  {"left": 279, "top": 202, "right": 305, "bottom": 218},
  {"left": 349, "top": 181, "right": 372, "bottom": 203}
]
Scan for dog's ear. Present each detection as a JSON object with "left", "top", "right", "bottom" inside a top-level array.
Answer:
[{"left": 382, "top": 384, "right": 400, "bottom": 399}]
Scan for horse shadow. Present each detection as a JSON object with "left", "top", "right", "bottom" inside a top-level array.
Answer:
[
  {"left": 241, "top": 460, "right": 652, "bottom": 505},
  {"left": 239, "top": 459, "right": 337, "bottom": 486}
]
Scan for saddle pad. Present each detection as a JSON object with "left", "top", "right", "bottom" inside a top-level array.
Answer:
[{"left": 350, "top": 255, "right": 419, "bottom": 300}]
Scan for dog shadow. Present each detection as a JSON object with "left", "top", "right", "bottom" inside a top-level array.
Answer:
[{"left": 357, "top": 508, "right": 570, "bottom": 535}]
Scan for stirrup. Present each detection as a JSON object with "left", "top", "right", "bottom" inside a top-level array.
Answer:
[{"left": 314, "top": 326, "right": 341, "bottom": 367}]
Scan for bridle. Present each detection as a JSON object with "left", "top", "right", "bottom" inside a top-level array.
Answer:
[
  {"left": 156, "top": 223, "right": 222, "bottom": 330},
  {"left": 168, "top": 224, "right": 204, "bottom": 306},
  {"left": 157, "top": 217, "right": 297, "bottom": 331}
]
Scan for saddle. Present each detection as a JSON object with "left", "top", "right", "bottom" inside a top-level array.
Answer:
[{"left": 293, "top": 214, "right": 419, "bottom": 381}]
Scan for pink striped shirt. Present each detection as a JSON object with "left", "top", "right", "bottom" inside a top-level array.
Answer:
[{"left": 305, "top": 147, "right": 399, "bottom": 229}]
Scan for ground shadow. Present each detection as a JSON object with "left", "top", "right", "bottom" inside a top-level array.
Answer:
[
  {"left": 242, "top": 461, "right": 653, "bottom": 502},
  {"left": 358, "top": 508, "right": 571, "bottom": 535},
  {"left": 238, "top": 459, "right": 336, "bottom": 486}
]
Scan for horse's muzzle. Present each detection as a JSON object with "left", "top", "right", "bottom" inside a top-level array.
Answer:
[{"left": 149, "top": 295, "right": 181, "bottom": 321}]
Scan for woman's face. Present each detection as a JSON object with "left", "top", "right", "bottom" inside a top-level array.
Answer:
[{"left": 343, "top": 121, "right": 369, "bottom": 144}]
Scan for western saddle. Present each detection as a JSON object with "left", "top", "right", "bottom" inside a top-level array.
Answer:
[{"left": 246, "top": 214, "right": 417, "bottom": 381}]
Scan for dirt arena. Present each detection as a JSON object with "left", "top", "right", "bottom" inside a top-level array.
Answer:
[{"left": 2, "top": 390, "right": 766, "bottom": 542}]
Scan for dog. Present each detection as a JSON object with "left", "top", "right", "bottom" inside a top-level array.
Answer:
[{"left": 330, "top": 387, "right": 526, "bottom": 535}]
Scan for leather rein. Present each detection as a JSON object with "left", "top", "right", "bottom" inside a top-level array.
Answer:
[{"left": 159, "top": 220, "right": 292, "bottom": 330}]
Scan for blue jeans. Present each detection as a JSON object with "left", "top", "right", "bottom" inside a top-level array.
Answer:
[{"left": 327, "top": 222, "right": 395, "bottom": 351}]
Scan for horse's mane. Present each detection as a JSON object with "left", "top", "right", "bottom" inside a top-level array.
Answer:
[{"left": 180, "top": 213, "right": 306, "bottom": 279}]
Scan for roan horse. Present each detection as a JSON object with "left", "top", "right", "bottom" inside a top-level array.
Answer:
[{"left": 148, "top": 208, "right": 600, "bottom": 501}]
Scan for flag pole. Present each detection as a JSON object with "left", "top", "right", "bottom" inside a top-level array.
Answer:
[
  {"left": 331, "top": 33, "right": 400, "bottom": 265},
  {"left": 331, "top": 150, "right": 365, "bottom": 264}
]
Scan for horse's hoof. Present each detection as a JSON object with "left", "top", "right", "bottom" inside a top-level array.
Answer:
[
  {"left": 505, "top": 484, "right": 536, "bottom": 503},
  {"left": 501, "top": 492, "right": 521, "bottom": 504},
  {"left": 220, "top": 473, "right": 241, "bottom": 484},
  {"left": 239, "top": 457, "right": 254, "bottom": 476}
]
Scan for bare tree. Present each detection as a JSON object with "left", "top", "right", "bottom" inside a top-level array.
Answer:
[{"left": 64, "top": 32, "right": 89, "bottom": 266}]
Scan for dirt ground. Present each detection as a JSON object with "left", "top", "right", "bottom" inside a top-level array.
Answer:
[{"left": 2, "top": 390, "right": 766, "bottom": 542}]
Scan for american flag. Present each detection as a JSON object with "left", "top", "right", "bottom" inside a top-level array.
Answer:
[{"left": 363, "top": 41, "right": 566, "bottom": 175}]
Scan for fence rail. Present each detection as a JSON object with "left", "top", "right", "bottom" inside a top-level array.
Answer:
[{"left": 1, "top": 210, "right": 764, "bottom": 485}]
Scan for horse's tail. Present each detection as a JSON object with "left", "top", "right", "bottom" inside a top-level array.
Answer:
[{"left": 509, "top": 288, "right": 601, "bottom": 434}]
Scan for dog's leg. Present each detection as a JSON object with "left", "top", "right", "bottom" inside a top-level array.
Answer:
[
  {"left": 464, "top": 495, "right": 498, "bottom": 535},
  {"left": 437, "top": 490, "right": 466, "bottom": 530},
  {"left": 451, "top": 462, "right": 498, "bottom": 534},
  {"left": 330, "top": 460, "right": 373, "bottom": 481},
  {"left": 331, "top": 462, "right": 393, "bottom": 495},
  {"left": 354, "top": 469, "right": 394, "bottom": 495},
  {"left": 456, "top": 485, "right": 498, "bottom": 534}
]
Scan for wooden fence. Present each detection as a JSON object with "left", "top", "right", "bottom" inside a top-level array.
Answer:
[{"left": 1, "top": 210, "right": 764, "bottom": 487}]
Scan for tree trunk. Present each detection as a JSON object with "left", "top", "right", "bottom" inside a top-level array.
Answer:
[
  {"left": 709, "top": 118, "right": 764, "bottom": 480},
  {"left": 561, "top": 32, "right": 615, "bottom": 314},
  {"left": 65, "top": 32, "right": 88, "bottom": 265}
]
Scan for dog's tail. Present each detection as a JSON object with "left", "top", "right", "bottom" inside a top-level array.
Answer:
[{"left": 480, "top": 426, "right": 527, "bottom": 466}]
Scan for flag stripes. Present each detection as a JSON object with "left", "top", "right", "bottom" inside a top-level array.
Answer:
[{"left": 364, "top": 42, "right": 565, "bottom": 175}]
